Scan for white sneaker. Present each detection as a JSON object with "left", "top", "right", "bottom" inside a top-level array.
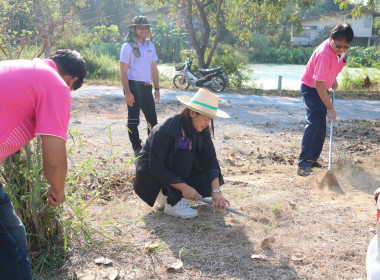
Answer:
[
  {"left": 156, "top": 189, "right": 167, "bottom": 207},
  {"left": 164, "top": 199, "right": 198, "bottom": 219}
]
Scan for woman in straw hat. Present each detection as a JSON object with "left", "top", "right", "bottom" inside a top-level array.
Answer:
[{"left": 134, "top": 88, "right": 230, "bottom": 219}]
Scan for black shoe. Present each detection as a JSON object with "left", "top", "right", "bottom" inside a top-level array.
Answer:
[
  {"left": 311, "top": 161, "right": 323, "bottom": 168},
  {"left": 297, "top": 166, "right": 313, "bottom": 177}
]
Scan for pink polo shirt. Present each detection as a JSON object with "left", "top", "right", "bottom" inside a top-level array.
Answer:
[
  {"left": 0, "top": 58, "right": 71, "bottom": 163},
  {"left": 301, "top": 39, "right": 346, "bottom": 90}
]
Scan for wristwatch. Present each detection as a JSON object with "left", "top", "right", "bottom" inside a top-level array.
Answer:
[
  {"left": 154, "top": 87, "right": 160, "bottom": 91},
  {"left": 212, "top": 189, "right": 221, "bottom": 193}
]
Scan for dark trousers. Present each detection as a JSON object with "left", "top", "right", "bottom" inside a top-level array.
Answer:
[
  {"left": 0, "top": 184, "right": 33, "bottom": 280},
  {"left": 134, "top": 149, "right": 212, "bottom": 207},
  {"left": 298, "top": 83, "right": 327, "bottom": 167},
  {"left": 127, "top": 80, "right": 157, "bottom": 151}
]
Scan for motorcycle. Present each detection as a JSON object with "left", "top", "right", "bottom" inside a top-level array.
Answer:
[{"left": 173, "top": 57, "right": 228, "bottom": 92}]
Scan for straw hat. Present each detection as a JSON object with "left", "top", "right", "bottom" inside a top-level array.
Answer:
[
  {"left": 127, "top": 15, "right": 155, "bottom": 28},
  {"left": 176, "top": 88, "right": 229, "bottom": 118}
]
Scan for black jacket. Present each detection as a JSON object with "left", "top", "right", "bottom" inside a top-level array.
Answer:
[{"left": 134, "top": 114, "right": 224, "bottom": 206}]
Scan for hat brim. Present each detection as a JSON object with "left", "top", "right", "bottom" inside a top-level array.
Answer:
[
  {"left": 176, "top": 96, "right": 229, "bottom": 119},
  {"left": 127, "top": 24, "right": 155, "bottom": 28}
]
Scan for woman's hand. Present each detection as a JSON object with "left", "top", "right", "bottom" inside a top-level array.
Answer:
[
  {"left": 182, "top": 185, "right": 201, "bottom": 201},
  {"left": 212, "top": 192, "right": 230, "bottom": 211}
]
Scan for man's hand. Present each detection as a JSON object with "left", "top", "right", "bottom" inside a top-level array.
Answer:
[
  {"left": 211, "top": 192, "right": 230, "bottom": 211},
  {"left": 47, "top": 186, "right": 65, "bottom": 207},
  {"left": 125, "top": 91, "right": 135, "bottom": 107},
  {"left": 154, "top": 89, "right": 160, "bottom": 103},
  {"left": 327, "top": 109, "right": 337, "bottom": 121},
  {"left": 40, "top": 135, "right": 67, "bottom": 207},
  {"left": 332, "top": 79, "right": 339, "bottom": 90}
]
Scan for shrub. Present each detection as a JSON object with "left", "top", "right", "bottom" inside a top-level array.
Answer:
[
  {"left": 345, "top": 46, "right": 380, "bottom": 68},
  {"left": 56, "top": 35, "right": 89, "bottom": 53},
  {"left": 210, "top": 44, "right": 251, "bottom": 88},
  {"left": 339, "top": 67, "right": 380, "bottom": 90},
  {"left": 83, "top": 49, "right": 120, "bottom": 80},
  {"left": 89, "top": 43, "right": 122, "bottom": 60},
  {"left": 151, "top": 14, "right": 190, "bottom": 63},
  {"left": 247, "top": 46, "right": 314, "bottom": 64}
]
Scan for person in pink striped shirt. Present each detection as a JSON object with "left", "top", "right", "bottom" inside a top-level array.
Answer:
[
  {"left": 0, "top": 49, "right": 86, "bottom": 280},
  {"left": 297, "top": 23, "right": 354, "bottom": 177}
]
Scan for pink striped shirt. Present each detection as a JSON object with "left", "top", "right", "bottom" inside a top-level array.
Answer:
[
  {"left": 0, "top": 58, "right": 71, "bottom": 163},
  {"left": 301, "top": 39, "right": 346, "bottom": 90}
]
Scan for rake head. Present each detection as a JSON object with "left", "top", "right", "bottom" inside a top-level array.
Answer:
[{"left": 320, "top": 170, "right": 345, "bottom": 195}]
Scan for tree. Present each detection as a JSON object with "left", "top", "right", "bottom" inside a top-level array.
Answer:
[
  {"left": 78, "top": 0, "right": 141, "bottom": 34},
  {"left": 301, "top": 0, "right": 343, "bottom": 18},
  {"left": 145, "top": 0, "right": 315, "bottom": 68},
  {"left": 0, "top": 0, "right": 85, "bottom": 60},
  {"left": 335, "top": 0, "right": 377, "bottom": 19},
  {"left": 0, "top": 0, "right": 33, "bottom": 59},
  {"left": 151, "top": 14, "right": 190, "bottom": 63}
]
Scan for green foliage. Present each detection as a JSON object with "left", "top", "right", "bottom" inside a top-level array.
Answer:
[
  {"left": 0, "top": 139, "right": 64, "bottom": 277},
  {"left": 0, "top": 0, "right": 85, "bottom": 59},
  {"left": 0, "top": 0, "right": 34, "bottom": 59},
  {"left": 339, "top": 67, "right": 380, "bottom": 90},
  {"left": 250, "top": 33, "right": 269, "bottom": 50},
  {"left": 83, "top": 49, "right": 120, "bottom": 80},
  {"left": 88, "top": 25, "right": 120, "bottom": 45},
  {"left": 146, "top": 0, "right": 315, "bottom": 68},
  {"left": 145, "top": 241, "right": 166, "bottom": 254},
  {"left": 151, "top": 14, "right": 190, "bottom": 63},
  {"left": 247, "top": 46, "right": 315, "bottom": 65},
  {"left": 89, "top": 43, "right": 122, "bottom": 60},
  {"left": 345, "top": 46, "right": 380, "bottom": 68},
  {"left": 247, "top": 45, "right": 380, "bottom": 69},
  {"left": 0, "top": 124, "right": 132, "bottom": 277},
  {"left": 210, "top": 44, "right": 251, "bottom": 88},
  {"left": 300, "top": 0, "right": 343, "bottom": 18},
  {"left": 78, "top": 0, "right": 140, "bottom": 35},
  {"left": 56, "top": 35, "right": 89, "bottom": 53}
]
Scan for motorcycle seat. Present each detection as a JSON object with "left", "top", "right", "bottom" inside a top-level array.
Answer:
[{"left": 198, "top": 67, "right": 223, "bottom": 75}]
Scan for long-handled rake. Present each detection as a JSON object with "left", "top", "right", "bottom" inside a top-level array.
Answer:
[{"left": 320, "top": 90, "right": 344, "bottom": 194}]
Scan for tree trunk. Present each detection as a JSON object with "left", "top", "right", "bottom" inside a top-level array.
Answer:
[
  {"left": 5, "top": 35, "right": 15, "bottom": 59},
  {"left": 184, "top": 0, "right": 205, "bottom": 68},
  {"left": 205, "top": 0, "right": 222, "bottom": 67},
  {"left": 183, "top": 0, "right": 223, "bottom": 69}
]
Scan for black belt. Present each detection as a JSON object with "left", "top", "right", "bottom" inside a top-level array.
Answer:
[{"left": 130, "top": 80, "right": 151, "bottom": 87}]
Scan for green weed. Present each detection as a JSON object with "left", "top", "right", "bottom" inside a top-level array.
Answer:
[{"left": 145, "top": 241, "right": 166, "bottom": 254}]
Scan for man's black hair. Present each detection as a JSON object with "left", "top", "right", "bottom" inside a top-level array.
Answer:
[
  {"left": 49, "top": 49, "right": 86, "bottom": 90},
  {"left": 330, "top": 23, "right": 354, "bottom": 43}
]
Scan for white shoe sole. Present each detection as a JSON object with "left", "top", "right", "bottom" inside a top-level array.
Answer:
[{"left": 164, "top": 209, "right": 198, "bottom": 219}]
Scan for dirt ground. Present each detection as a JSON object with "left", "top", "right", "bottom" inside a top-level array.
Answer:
[{"left": 48, "top": 89, "right": 379, "bottom": 280}]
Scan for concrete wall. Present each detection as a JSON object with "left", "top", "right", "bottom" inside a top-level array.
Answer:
[{"left": 291, "top": 12, "right": 377, "bottom": 46}]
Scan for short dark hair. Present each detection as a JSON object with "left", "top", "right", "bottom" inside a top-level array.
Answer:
[
  {"left": 49, "top": 49, "right": 86, "bottom": 90},
  {"left": 330, "top": 23, "right": 354, "bottom": 43}
]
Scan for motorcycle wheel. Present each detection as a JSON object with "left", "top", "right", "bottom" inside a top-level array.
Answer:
[
  {"left": 209, "top": 74, "right": 226, "bottom": 92},
  {"left": 173, "top": 74, "right": 190, "bottom": 90}
]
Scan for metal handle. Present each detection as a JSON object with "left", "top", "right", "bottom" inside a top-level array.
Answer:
[{"left": 328, "top": 90, "right": 335, "bottom": 170}]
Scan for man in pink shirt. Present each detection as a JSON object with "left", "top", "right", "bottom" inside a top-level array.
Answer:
[
  {"left": 298, "top": 23, "right": 354, "bottom": 176},
  {"left": 0, "top": 49, "right": 86, "bottom": 279}
]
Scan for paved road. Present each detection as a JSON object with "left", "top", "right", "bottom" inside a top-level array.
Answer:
[{"left": 75, "top": 86, "right": 380, "bottom": 130}]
